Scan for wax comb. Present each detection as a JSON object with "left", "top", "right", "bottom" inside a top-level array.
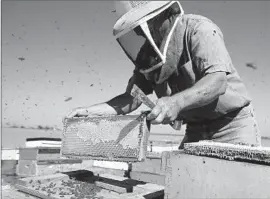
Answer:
[
  {"left": 61, "top": 113, "right": 151, "bottom": 162},
  {"left": 184, "top": 141, "right": 270, "bottom": 165}
]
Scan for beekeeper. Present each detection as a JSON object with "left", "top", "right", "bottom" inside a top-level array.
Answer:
[{"left": 66, "top": 1, "right": 261, "bottom": 148}]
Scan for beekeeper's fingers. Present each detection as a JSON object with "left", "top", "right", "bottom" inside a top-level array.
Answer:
[
  {"left": 66, "top": 110, "right": 78, "bottom": 119},
  {"left": 150, "top": 110, "right": 166, "bottom": 125},
  {"left": 146, "top": 105, "right": 161, "bottom": 121}
]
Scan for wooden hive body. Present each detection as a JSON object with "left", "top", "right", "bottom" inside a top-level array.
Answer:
[{"left": 61, "top": 114, "right": 151, "bottom": 162}]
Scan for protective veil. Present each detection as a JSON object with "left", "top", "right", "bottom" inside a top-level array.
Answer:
[{"left": 115, "top": 1, "right": 184, "bottom": 84}]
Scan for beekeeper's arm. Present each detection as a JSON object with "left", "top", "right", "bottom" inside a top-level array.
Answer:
[
  {"left": 148, "top": 21, "right": 232, "bottom": 123},
  {"left": 106, "top": 70, "right": 153, "bottom": 114},
  {"left": 176, "top": 21, "right": 232, "bottom": 111},
  {"left": 66, "top": 70, "right": 153, "bottom": 118}
]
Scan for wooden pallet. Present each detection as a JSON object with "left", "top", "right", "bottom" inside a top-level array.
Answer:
[{"left": 14, "top": 170, "right": 164, "bottom": 199}]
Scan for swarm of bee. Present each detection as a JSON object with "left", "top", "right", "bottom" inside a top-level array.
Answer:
[{"left": 28, "top": 178, "right": 104, "bottom": 199}]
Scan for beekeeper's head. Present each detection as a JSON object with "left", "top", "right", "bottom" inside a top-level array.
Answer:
[{"left": 113, "top": 1, "right": 184, "bottom": 81}]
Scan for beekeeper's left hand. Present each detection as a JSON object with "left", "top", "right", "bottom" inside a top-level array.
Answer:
[{"left": 146, "top": 96, "right": 182, "bottom": 125}]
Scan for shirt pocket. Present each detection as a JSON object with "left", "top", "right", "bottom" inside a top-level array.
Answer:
[
  {"left": 154, "top": 82, "right": 171, "bottom": 98},
  {"left": 223, "top": 105, "right": 252, "bottom": 121},
  {"left": 178, "top": 60, "right": 198, "bottom": 88}
]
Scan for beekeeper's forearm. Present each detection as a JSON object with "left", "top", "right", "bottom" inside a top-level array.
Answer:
[
  {"left": 172, "top": 72, "right": 227, "bottom": 111},
  {"left": 106, "top": 92, "right": 142, "bottom": 115}
]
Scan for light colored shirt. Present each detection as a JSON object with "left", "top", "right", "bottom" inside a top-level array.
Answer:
[{"left": 126, "top": 14, "right": 251, "bottom": 123}]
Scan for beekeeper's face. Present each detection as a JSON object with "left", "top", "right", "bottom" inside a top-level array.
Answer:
[{"left": 116, "top": 2, "right": 183, "bottom": 81}]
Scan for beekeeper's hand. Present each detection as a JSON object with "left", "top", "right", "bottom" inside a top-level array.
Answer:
[
  {"left": 63, "top": 103, "right": 118, "bottom": 122},
  {"left": 66, "top": 107, "right": 91, "bottom": 119},
  {"left": 62, "top": 107, "right": 91, "bottom": 123},
  {"left": 146, "top": 96, "right": 182, "bottom": 125}
]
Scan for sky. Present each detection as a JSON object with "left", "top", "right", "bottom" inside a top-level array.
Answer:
[{"left": 1, "top": 1, "right": 270, "bottom": 136}]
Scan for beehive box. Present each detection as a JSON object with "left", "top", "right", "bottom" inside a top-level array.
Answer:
[{"left": 61, "top": 114, "right": 151, "bottom": 162}]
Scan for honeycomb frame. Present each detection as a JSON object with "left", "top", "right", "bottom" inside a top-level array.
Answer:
[
  {"left": 184, "top": 141, "right": 270, "bottom": 165},
  {"left": 61, "top": 113, "right": 151, "bottom": 162}
]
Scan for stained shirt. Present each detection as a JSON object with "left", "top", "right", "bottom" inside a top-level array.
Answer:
[{"left": 126, "top": 14, "right": 251, "bottom": 123}]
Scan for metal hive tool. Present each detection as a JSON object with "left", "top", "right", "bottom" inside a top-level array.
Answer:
[
  {"left": 184, "top": 141, "right": 270, "bottom": 165},
  {"left": 61, "top": 113, "right": 151, "bottom": 162}
]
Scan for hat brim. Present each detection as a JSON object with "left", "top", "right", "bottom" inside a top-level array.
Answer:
[{"left": 113, "top": 1, "right": 173, "bottom": 38}]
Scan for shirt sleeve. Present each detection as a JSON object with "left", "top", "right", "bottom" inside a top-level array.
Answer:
[
  {"left": 125, "top": 69, "right": 154, "bottom": 95},
  {"left": 190, "top": 20, "right": 233, "bottom": 76}
]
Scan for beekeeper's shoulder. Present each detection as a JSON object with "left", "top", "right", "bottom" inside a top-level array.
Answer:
[{"left": 185, "top": 14, "right": 224, "bottom": 39}]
